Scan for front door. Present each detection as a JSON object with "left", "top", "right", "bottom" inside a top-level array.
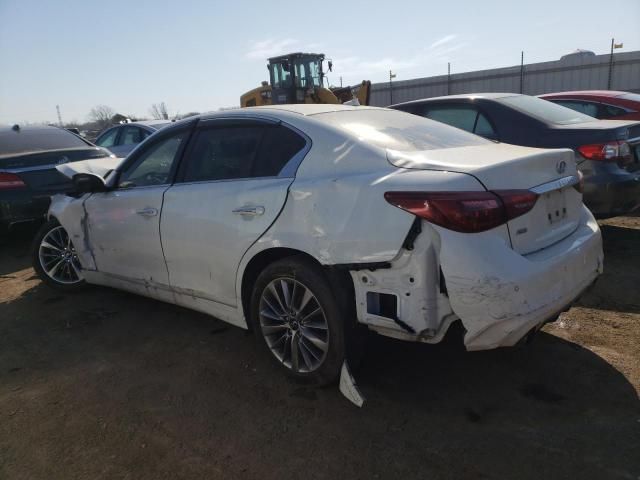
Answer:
[{"left": 84, "top": 127, "right": 191, "bottom": 288}]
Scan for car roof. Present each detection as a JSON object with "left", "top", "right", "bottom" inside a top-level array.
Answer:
[
  {"left": 127, "top": 120, "right": 172, "bottom": 128},
  {"left": 391, "top": 93, "right": 520, "bottom": 107},
  {"left": 197, "top": 104, "right": 383, "bottom": 119},
  {"left": 539, "top": 90, "right": 628, "bottom": 98}
]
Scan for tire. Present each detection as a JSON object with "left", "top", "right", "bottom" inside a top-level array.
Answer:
[
  {"left": 249, "top": 256, "right": 355, "bottom": 386},
  {"left": 32, "top": 219, "right": 86, "bottom": 291}
]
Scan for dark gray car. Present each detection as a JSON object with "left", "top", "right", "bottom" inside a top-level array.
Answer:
[{"left": 390, "top": 93, "right": 640, "bottom": 218}]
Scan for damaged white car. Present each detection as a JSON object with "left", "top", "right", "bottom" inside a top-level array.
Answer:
[{"left": 32, "top": 105, "right": 603, "bottom": 385}]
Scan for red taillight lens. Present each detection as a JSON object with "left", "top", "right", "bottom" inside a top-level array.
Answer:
[
  {"left": 0, "top": 172, "right": 27, "bottom": 190},
  {"left": 384, "top": 190, "right": 538, "bottom": 233},
  {"left": 577, "top": 141, "right": 632, "bottom": 165}
]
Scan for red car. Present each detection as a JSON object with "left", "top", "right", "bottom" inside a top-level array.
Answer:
[{"left": 539, "top": 90, "right": 640, "bottom": 121}]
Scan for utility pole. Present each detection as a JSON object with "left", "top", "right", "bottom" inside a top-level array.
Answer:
[
  {"left": 389, "top": 70, "right": 396, "bottom": 105},
  {"left": 56, "top": 105, "right": 63, "bottom": 127},
  {"left": 340, "top": 76, "right": 343, "bottom": 87},
  {"left": 519, "top": 51, "right": 524, "bottom": 94},
  {"left": 608, "top": 38, "right": 623, "bottom": 89},
  {"left": 447, "top": 63, "right": 451, "bottom": 95}
]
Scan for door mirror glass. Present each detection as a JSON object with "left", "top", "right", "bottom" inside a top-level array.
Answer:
[{"left": 72, "top": 173, "right": 107, "bottom": 193}]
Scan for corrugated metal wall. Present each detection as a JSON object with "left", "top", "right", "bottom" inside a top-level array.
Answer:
[{"left": 369, "top": 51, "right": 640, "bottom": 107}]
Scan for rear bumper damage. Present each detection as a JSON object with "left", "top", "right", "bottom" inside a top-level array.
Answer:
[{"left": 349, "top": 206, "right": 603, "bottom": 351}]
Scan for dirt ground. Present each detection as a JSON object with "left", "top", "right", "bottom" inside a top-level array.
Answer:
[{"left": 1, "top": 217, "right": 639, "bottom": 480}]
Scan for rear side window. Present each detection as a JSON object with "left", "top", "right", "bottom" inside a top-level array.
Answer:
[
  {"left": 552, "top": 100, "right": 599, "bottom": 117},
  {"left": 601, "top": 104, "right": 628, "bottom": 117},
  {"left": 253, "top": 125, "right": 306, "bottom": 177},
  {"left": 184, "top": 126, "right": 263, "bottom": 182},
  {"left": 423, "top": 106, "right": 478, "bottom": 132},
  {"left": 313, "top": 109, "right": 489, "bottom": 152},
  {"left": 120, "top": 126, "right": 145, "bottom": 146}
]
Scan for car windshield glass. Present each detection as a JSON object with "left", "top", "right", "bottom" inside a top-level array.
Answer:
[
  {"left": 619, "top": 93, "right": 640, "bottom": 103},
  {"left": 498, "top": 95, "right": 595, "bottom": 124},
  {"left": 312, "top": 109, "right": 490, "bottom": 151},
  {"left": 0, "top": 127, "right": 90, "bottom": 156}
]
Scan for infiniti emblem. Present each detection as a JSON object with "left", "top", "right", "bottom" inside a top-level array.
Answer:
[{"left": 556, "top": 160, "right": 567, "bottom": 174}]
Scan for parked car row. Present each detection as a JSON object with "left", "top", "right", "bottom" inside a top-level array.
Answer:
[{"left": 391, "top": 93, "right": 640, "bottom": 218}]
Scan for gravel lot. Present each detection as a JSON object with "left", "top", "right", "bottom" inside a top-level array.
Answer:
[{"left": 1, "top": 216, "right": 639, "bottom": 480}]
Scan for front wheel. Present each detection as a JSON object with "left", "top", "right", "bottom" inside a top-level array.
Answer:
[
  {"left": 32, "top": 219, "right": 86, "bottom": 291},
  {"left": 250, "top": 256, "right": 350, "bottom": 385}
]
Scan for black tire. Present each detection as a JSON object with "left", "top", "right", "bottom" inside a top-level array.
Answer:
[
  {"left": 249, "top": 255, "right": 357, "bottom": 386},
  {"left": 32, "top": 219, "right": 86, "bottom": 291}
]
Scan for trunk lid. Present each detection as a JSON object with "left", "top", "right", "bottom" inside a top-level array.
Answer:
[
  {"left": 387, "top": 143, "right": 582, "bottom": 254},
  {"left": 1, "top": 148, "right": 111, "bottom": 193}
]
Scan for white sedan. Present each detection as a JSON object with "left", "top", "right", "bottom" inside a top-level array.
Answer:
[{"left": 32, "top": 105, "right": 603, "bottom": 385}]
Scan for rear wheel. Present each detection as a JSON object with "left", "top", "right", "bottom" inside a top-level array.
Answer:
[
  {"left": 250, "top": 256, "right": 349, "bottom": 385},
  {"left": 32, "top": 219, "right": 86, "bottom": 291}
]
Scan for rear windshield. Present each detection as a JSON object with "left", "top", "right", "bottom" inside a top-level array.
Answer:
[
  {"left": 619, "top": 93, "right": 640, "bottom": 103},
  {"left": 310, "top": 109, "right": 490, "bottom": 152},
  {"left": 498, "top": 95, "right": 595, "bottom": 125},
  {"left": 0, "top": 127, "right": 91, "bottom": 156}
]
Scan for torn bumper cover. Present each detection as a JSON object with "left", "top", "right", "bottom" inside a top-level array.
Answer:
[{"left": 439, "top": 206, "right": 603, "bottom": 350}]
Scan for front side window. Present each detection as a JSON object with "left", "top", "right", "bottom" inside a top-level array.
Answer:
[
  {"left": 183, "top": 126, "right": 263, "bottom": 182},
  {"left": 118, "top": 132, "right": 186, "bottom": 188},
  {"left": 95, "top": 128, "right": 119, "bottom": 148}
]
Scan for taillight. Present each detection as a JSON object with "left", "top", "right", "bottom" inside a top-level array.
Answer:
[
  {"left": 577, "top": 141, "right": 632, "bottom": 165},
  {"left": 384, "top": 190, "right": 538, "bottom": 233},
  {"left": 0, "top": 172, "right": 27, "bottom": 190}
]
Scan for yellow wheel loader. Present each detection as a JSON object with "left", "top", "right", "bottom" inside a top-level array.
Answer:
[{"left": 240, "top": 52, "right": 371, "bottom": 108}]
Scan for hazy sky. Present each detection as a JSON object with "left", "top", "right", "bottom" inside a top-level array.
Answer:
[{"left": 1, "top": 0, "right": 639, "bottom": 125}]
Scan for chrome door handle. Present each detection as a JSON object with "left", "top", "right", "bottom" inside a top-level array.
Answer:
[
  {"left": 136, "top": 207, "right": 158, "bottom": 217},
  {"left": 232, "top": 205, "right": 265, "bottom": 216}
]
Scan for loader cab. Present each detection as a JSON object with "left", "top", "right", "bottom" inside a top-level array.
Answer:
[{"left": 268, "top": 53, "right": 328, "bottom": 104}]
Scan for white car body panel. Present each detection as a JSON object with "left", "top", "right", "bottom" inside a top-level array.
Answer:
[
  {"left": 161, "top": 177, "right": 293, "bottom": 309},
  {"left": 83, "top": 187, "right": 171, "bottom": 289},
  {"left": 48, "top": 105, "right": 603, "bottom": 351}
]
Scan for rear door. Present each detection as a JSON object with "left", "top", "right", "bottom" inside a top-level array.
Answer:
[{"left": 160, "top": 118, "right": 308, "bottom": 308}]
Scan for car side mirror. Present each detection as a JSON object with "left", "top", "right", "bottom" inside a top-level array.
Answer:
[{"left": 72, "top": 173, "right": 107, "bottom": 193}]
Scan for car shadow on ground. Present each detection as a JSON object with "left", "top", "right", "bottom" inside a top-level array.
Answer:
[{"left": 1, "top": 279, "right": 639, "bottom": 479}]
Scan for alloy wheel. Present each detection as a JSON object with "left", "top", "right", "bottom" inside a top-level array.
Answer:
[
  {"left": 259, "top": 277, "right": 329, "bottom": 373},
  {"left": 38, "top": 226, "right": 83, "bottom": 285}
]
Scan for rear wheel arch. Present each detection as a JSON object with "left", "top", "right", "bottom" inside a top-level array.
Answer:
[{"left": 240, "top": 248, "right": 355, "bottom": 329}]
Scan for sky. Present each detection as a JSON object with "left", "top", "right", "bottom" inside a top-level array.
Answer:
[{"left": 1, "top": 0, "right": 639, "bottom": 125}]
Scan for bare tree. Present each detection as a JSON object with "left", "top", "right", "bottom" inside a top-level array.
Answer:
[
  {"left": 149, "top": 102, "right": 169, "bottom": 120},
  {"left": 88, "top": 105, "right": 115, "bottom": 130}
]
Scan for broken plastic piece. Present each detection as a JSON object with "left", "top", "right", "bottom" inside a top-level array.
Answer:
[{"left": 339, "top": 360, "right": 365, "bottom": 407}]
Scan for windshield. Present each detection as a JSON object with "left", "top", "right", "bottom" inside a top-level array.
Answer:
[
  {"left": 270, "top": 62, "right": 292, "bottom": 89},
  {"left": 498, "top": 95, "right": 595, "bottom": 125},
  {"left": 312, "top": 109, "right": 490, "bottom": 152},
  {"left": 294, "top": 57, "right": 322, "bottom": 88}
]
